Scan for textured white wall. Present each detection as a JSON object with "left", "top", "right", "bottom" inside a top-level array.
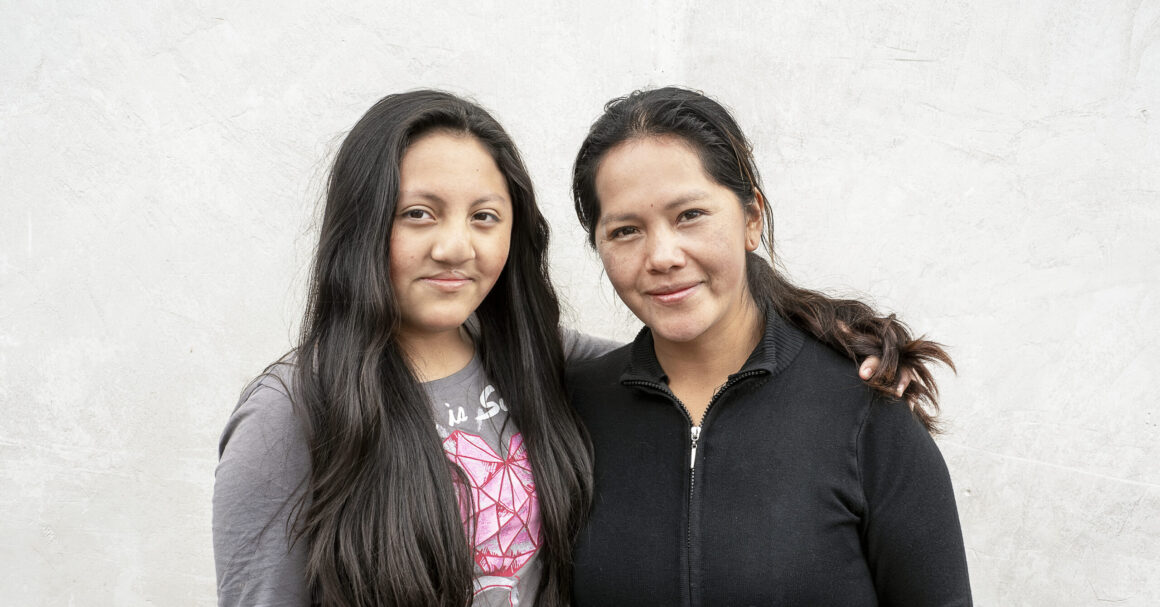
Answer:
[{"left": 2, "top": 1, "right": 1157, "bottom": 604}]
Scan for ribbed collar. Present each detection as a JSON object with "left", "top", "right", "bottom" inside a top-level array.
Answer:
[{"left": 620, "top": 312, "right": 806, "bottom": 385}]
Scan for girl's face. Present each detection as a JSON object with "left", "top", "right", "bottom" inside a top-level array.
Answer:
[
  {"left": 389, "top": 131, "right": 513, "bottom": 343},
  {"left": 593, "top": 135, "right": 763, "bottom": 348}
]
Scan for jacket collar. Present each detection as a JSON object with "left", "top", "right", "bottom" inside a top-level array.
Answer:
[{"left": 621, "top": 312, "right": 806, "bottom": 385}]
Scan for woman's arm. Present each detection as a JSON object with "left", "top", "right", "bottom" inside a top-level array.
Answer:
[
  {"left": 213, "top": 376, "right": 312, "bottom": 606},
  {"left": 858, "top": 399, "right": 973, "bottom": 606}
]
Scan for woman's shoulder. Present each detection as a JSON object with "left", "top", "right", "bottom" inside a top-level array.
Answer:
[
  {"left": 779, "top": 330, "right": 907, "bottom": 430},
  {"left": 794, "top": 331, "right": 866, "bottom": 378},
  {"left": 564, "top": 339, "right": 633, "bottom": 403},
  {"left": 789, "top": 335, "right": 934, "bottom": 450}
]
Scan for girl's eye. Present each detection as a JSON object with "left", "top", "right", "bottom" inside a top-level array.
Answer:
[
  {"left": 472, "top": 211, "right": 501, "bottom": 223},
  {"left": 678, "top": 209, "right": 705, "bottom": 222},
  {"left": 609, "top": 225, "right": 639, "bottom": 239},
  {"left": 401, "top": 208, "right": 432, "bottom": 220}
]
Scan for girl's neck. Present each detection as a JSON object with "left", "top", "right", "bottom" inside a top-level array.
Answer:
[{"left": 397, "top": 325, "right": 476, "bottom": 382}]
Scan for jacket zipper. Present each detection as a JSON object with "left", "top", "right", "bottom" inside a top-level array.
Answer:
[
  {"left": 689, "top": 425, "right": 701, "bottom": 470},
  {"left": 624, "top": 368, "right": 766, "bottom": 607}
]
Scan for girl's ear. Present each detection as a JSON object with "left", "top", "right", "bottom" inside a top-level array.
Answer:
[{"left": 745, "top": 188, "right": 765, "bottom": 252}]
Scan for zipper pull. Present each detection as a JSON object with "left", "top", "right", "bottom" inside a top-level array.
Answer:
[{"left": 690, "top": 425, "right": 701, "bottom": 469}]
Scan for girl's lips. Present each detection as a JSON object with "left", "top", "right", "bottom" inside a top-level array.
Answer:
[
  {"left": 647, "top": 283, "right": 699, "bottom": 304},
  {"left": 422, "top": 275, "right": 472, "bottom": 291}
]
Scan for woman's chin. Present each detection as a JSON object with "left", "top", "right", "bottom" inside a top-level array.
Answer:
[{"left": 648, "top": 321, "right": 710, "bottom": 346}]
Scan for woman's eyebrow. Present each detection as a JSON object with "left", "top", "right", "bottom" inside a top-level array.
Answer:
[
  {"left": 598, "top": 191, "right": 710, "bottom": 226},
  {"left": 598, "top": 210, "right": 638, "bottom": 226},
  {"left": 662, "top": 192, "right": 709, "bottom": 209}
]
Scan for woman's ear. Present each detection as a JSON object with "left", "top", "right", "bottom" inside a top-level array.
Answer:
[{"left": 745, "top": 188, "right": 765, "bottom": 252}]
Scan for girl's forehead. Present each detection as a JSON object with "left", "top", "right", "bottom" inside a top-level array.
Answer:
[{"left": 400, "top": 134, "right": 508, "bottom": 192}]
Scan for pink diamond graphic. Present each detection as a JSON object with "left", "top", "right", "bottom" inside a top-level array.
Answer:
[{"left": 443, "top": 430, "right": 541, "bottom": 576}]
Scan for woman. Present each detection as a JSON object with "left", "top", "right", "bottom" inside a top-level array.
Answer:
[
  {"left": 567, "top": 87, "right": 971, "bottom": 605},
  {"left": 213, "top": 90, "right": 924, "bottom": 606}
]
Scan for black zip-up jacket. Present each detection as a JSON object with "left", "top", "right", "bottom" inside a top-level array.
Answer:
[{"left": 568, "top": 314, "right": 972, "bottom": 606}]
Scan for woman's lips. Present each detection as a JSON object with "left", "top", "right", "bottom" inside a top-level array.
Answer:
[{"left": 646, "top": 282, "right": 699, "bottom": 304}]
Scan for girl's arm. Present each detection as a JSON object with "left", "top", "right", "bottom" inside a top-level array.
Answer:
[
  {"left": 562, "top": 328, "right": 622, "bottom": 362},
  {"left": 562, "top": 326, "right": 919, "bottom": 397},
  {"left": 213, "top": 374, "right": 311, "bottom": 606}
]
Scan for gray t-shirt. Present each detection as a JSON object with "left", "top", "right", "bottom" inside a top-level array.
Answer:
[{"left": 213, "top": 330, "right": 618, "bottom": 606}]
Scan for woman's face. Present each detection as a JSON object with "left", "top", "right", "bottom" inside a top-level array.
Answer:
[
  {"left": 389, "top": 131, "right": 513, "bottom": 342},
  {"left": 593, "top": 136, "right": 763, "bottom": 347}
]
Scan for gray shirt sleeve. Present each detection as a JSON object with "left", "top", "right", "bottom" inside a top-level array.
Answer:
[
  {"left": 213, "top": 374, "right": 311, "bottom": 606},
  {"left": 562, "top": 328, "right": 622, "bottom": 362}
]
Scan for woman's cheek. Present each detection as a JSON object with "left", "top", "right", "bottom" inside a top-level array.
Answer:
[{"left": 599, "top": 246, "right": 633, "bottom": 288}]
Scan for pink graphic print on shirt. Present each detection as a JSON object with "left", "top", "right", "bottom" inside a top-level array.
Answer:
[{"left": 442, "top": 430, "right": 541, "bottom": 576}]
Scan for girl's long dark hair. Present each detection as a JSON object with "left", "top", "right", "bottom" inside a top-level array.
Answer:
[
  {"left": 292, "top": 90, "right": 592, "bottom": 605},
  {"left": 572, "top": 87, "right": 954, "bottom": 432}
]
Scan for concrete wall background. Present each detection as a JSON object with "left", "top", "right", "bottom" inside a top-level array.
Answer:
[{"left": 2, "top": 1, "right": 1157, "bottom": 604}]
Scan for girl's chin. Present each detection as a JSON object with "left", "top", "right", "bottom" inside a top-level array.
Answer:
[{"left": 398, "top": 317, "right": 473, "bottom": 340}]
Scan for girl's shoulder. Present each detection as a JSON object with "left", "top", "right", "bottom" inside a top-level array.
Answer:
[{"left": 218, "top": 355, "right": 304, "bottom": 461}]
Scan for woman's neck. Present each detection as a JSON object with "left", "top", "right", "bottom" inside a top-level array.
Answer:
[
  {"left": 397, "top": 325, "right": 476, "bottom": 382},
  {"left": 653, "top": 298, "right": 764, "bottom": 425}
]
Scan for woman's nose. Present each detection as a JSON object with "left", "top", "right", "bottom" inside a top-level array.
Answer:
[{"left": 644, "top": 229, "right": 685, "bottom": 273}]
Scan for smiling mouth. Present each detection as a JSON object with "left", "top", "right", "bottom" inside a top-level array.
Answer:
[
  {"left": 422, "top": 275, "right": 473, "bottom": 291},
  {"left": 646, "top": 283, "right": 699, "bottom": 304}
]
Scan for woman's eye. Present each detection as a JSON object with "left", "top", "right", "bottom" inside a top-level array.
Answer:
[
  {"left": 609, "top": 226, "right": 638, "bottom": 239},
  {"left": 678, "top": 209, "right": 705, "bottom": 222},
  {"left": 472, "top": 211, "right": 500, "bottom": 223}
]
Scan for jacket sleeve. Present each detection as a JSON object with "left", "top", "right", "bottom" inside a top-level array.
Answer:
[
  {"left": 857, "top": 399, "right": 973, "bottom": 606},
  {"left": 212, "top": 381, "right": 312, "bottom": 606}
]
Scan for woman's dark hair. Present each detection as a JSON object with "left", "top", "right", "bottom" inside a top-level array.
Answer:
[
  {"left": 291, "top": 90, "right": 592, "bottom": 605},
  {"left": 572, "top": 86, "right": 953, "bottom": 432}
]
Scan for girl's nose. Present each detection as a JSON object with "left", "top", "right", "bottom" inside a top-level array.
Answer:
[{"left": 431, "top": 222, "right": 476, "bottom": 264}]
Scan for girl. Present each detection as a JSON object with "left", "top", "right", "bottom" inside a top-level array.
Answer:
[{"left": 213, "top": 90, "right": 604, "bottom": 606}]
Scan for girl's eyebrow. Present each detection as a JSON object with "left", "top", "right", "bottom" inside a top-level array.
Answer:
[
  {"left": 398, "top": 189, "right": 445, "bottom": 205},
  {"left": 469, "top": 194, "right": 510, "bottom": 207},
  {"left": 598, "top": 191, "right": 710, "bottom": 226},
  {"left": 400, "top": 189, "right": 509, "bottom": 206}
]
